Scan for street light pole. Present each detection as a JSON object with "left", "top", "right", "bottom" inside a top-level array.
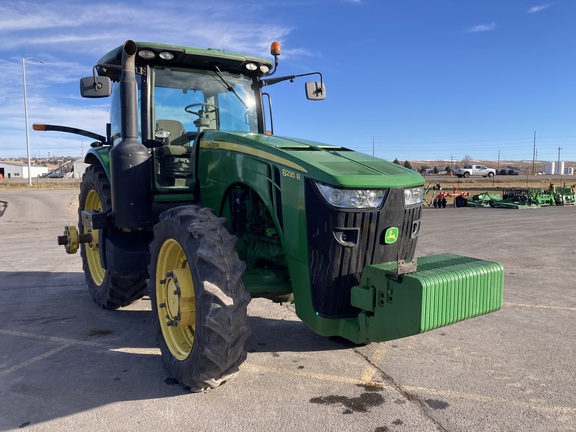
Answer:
[{"left": 22, "top": 57, "right": 44, "bottom": 186}]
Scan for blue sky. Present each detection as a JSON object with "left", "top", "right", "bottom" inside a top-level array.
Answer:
[{"left": 1, "top": 0, "right": 574, "bottom": 163}]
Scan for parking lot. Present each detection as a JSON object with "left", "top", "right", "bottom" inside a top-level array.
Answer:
[{"left": 0, "top": 189, "right": 575, "bottom": 431}]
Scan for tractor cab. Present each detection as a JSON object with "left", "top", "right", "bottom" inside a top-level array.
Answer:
[
  {"left": 151, "top": 67, "right": 262, "bottom": 190},
  {"left": 81, "top": 41, "right": 323, "bottom": 195},
  {"left": 145, "top": 67, "right": 259, "bottom": 190},
  {"left": 99, "top": 44, "right": 270, "bottom": 193}
]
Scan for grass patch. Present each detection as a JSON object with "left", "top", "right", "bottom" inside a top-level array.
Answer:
[{"left": 0, "top": 179, "right": 80, "bottom": 190}]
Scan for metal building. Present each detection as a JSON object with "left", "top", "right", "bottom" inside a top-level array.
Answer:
[
  {"left": 0, "top": 162, "right": 48, "bottom": 180},
  {"left": 73, "top": 160, "right": 89, "bottom": 179}
]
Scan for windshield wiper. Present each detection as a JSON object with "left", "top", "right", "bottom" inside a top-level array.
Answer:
[{"left": 214, "top": 66, "right": 248, "bottom": 109}]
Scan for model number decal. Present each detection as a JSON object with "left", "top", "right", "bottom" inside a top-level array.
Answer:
[{"left": 282, "top": 169, "right": 301, "bottom": 181}]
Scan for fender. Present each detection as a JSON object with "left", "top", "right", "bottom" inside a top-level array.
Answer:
[{"left": 84, "top": 147, "right": 111, "bottom": 179}]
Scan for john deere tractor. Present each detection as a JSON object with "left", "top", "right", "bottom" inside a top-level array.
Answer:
[{"left": 38, "top": 40, "right": 503, "bottom": 392}]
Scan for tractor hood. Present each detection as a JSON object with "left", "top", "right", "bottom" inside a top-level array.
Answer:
[{"left": 199, "top": 131, "right": 424, "bottom": 189}]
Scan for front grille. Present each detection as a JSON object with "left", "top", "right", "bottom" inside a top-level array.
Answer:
[{"left": 305, "top": 180, "right": 422, "bottom": 318}]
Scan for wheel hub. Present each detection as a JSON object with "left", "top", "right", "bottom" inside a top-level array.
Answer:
[
  {"left": 160, "top": 268, "right": 194, "bottom": 328},
  {"left": 57, "top": 225, "right": 92, "bottom": 254}
]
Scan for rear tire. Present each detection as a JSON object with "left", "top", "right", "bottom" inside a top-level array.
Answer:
[
  {"left": 79, "top": 165, "right": 147, "bottom": 309},
  {"left": 149, "top": 206, "right": 250, "bottom": 392},
  {"left": 463, "top": 172, "right": 470, "bottom": 178}
]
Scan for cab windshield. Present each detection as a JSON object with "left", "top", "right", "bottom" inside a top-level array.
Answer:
[{"left": 152, "top": 67, "right": 259, "bottom": 134}]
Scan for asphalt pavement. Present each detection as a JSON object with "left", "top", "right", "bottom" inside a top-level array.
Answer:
[{"left": 0, "top": 189, "right": 574, "bottom": 431}]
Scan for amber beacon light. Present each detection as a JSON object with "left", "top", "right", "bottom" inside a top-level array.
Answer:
[{"left": 270, "top": 41, "right": 281, "bottom": 57}]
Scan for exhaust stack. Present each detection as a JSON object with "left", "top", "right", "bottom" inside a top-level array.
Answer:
[{"left": 109, "top": 40, "right": 153, "bottom": 229}]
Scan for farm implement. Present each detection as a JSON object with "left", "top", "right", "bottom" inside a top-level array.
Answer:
[{"left": 460, "top": 185, "right": 576, "bottom": 209}]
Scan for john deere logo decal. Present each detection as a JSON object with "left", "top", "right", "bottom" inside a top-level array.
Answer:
[{"left": 384, "top": 227, "right": 399, "bottom": 244}]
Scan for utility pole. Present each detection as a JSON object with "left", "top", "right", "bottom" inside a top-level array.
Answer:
[
  {"left": 23, "top": 57, "right": 45, "bottom": 186},
  {"left": 532, "top": 131, "right": 536, "bottom": 175},
  {"left": 497, "top": 150, "right": 500, "bottom": 171},
  {"left": 557, "top": 146, "right": 563, "bottom": 175}
]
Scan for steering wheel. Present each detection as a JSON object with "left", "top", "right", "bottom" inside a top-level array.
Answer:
[{"left": 184, "top": 103, "right": 218, "bottom": 117}]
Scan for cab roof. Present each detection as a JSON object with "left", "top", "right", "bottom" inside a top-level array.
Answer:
[{"left": 96, "top": 41, "right": 274, "bottom": 79}]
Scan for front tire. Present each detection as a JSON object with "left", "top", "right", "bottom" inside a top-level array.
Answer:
[
  {"left": 149, "top": 206, "right": 250, "bottom": 392},
  {"left": 79, "top": 165, "right": 147, "bottom": 309}
]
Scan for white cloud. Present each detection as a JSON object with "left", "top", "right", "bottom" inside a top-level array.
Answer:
[
  {"left": 0, "top": 1, "right": 298, "bottom": 58},
  {"left": 528, "top": 4, "right": 553, "bottom": 14},
  {"left": 0, "top": 0, "right": 312, "bottom": 157},
  {"left": 466, "top": 22, "right": 496, "bottom": 33}
]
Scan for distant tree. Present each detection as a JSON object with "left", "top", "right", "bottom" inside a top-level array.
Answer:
[
  {"left": 393, "top": 158, "right": 401, "bottom": 165},
  {"left": 445, "top": 165, "right": 452, "bottom": 174},
  {"left": 403, "top": 160, "right": 413, "bottom": 170},
  {"left": 419, "top": 165, "right": 429, "bottom": 174},
  {"left": 461, "top": 155, "right": 473, "bottom": 165},
  {"left": 433, "top": 166, "right": 439, "bottom": 174}
]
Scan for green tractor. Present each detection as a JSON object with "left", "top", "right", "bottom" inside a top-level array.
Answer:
[{"left": 38, "top": 40, "right": 503, "bottom": 392}]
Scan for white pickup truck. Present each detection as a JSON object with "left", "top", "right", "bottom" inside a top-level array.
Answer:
[{"left": 454, "top": 164, "right": 496, "bottom": 178}]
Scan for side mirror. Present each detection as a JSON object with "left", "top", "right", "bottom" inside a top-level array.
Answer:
[
  {"left": 305, "top": 81, "right": 326, "bottom": 101},
  {"left": 80, "top": 76, "right": 112, "bottom": 98}
]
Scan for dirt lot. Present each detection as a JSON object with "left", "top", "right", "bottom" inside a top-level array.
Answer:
[{"left": 1, "top": 190, "right": 575, "bottom": 431}]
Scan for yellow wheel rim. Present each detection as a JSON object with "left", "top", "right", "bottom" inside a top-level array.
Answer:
[
  {"left": 156, "top": 238, "right": 196, "bottom": 360},
  {"left": 84, "top": 189, "right": 105, "bottom": 286}
]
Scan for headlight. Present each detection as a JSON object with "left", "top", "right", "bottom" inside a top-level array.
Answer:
[
  {"left": 404, "top": 186, "right": 424, "bottom": 206},
  {"left": 315, "top": 183, "right": 385, "bottom": 209}
]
